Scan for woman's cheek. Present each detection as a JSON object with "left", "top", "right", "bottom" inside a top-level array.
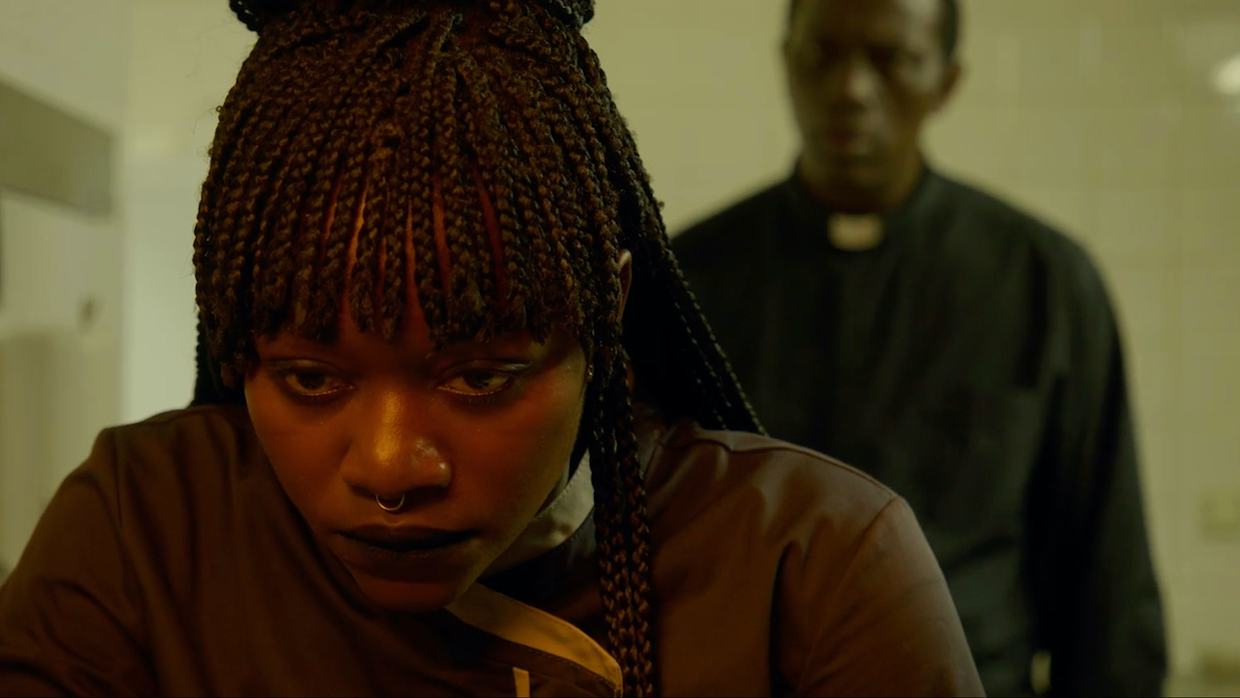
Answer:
[
  {"left": 245, "top": 375, "right": 342, "bottom": 499},
  {"left": 469, "top": 373, "right": 585, "bottom": 506}
]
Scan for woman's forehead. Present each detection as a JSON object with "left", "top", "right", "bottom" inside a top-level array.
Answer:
[{"left": 259, "top": 309, "right": 557, "bottom": 365}]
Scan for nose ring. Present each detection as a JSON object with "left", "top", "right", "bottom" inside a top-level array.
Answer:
[{"left": 376, "top": 494, "right": 406, "bottom": 513}]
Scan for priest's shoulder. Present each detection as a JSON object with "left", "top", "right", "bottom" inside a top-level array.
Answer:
[
  {"left": 672, "top": 181, "right": 785, "bottom": 266},
  {"left": 937, "top": 172, "right": 1098, "bottom": 267},
  {"left": 646, "top": 421, "right": 899, "bottom": 543}
]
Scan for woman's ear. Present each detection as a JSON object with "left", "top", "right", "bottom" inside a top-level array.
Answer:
[{"left": 617, "top": 249, "right": 634, "bottom": 319}]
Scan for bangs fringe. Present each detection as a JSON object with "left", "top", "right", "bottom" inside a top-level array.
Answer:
[{"left": 205, "top": 8, "right": 611, "bottom": 378}]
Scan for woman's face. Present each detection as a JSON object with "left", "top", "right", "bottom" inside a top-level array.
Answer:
[{"left": 244, "top": 294, "right": 588, "bottom": 613}]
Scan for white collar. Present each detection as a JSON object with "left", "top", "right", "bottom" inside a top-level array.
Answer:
[
  {"left": 827, "top": 213, "right": 885, "bottom": 250},
  {"left": 484, "top": 454, "right": 594, "bottom": 575}
]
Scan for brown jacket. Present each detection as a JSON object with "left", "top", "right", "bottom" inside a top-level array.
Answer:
[{"left": 0, "top": 405, "right": 982, "bottom": 696}]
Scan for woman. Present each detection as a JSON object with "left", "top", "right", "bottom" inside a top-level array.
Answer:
[{"left": 0, "top": 1, "right": 982, "bottom": 695}]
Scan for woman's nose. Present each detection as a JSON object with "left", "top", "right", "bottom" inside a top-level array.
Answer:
[{"left": 341, "top": 391, "right": 453, "bottom": 502}]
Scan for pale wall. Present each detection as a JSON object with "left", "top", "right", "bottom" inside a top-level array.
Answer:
[
  {"left": 121, "top": 0, "right": 254, "bottom": 422},
  {"left": 0, "top": 0, "right": 129, "bottom": 571},
  {"left": 0, "top": 0, "right": 129, "bottom": 129}
]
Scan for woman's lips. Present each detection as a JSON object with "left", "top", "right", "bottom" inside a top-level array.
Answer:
[
  {"left": 340, "top": 525, "right": 477, "bottom": 554},
  {"left": 331, "top": 527, "right": 480, "bottom": 583}
]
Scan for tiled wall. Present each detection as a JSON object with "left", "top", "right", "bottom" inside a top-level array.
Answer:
[{"left": 593, "top": 0, "right": 1240, "bottom": 684}]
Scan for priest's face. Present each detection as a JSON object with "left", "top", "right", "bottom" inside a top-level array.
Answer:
[{"left": 783, "top": 0, "right": 959, "bottom": 211}]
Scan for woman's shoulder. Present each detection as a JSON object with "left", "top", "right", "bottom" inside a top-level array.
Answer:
[
  {"left": 640, "top": 421, "right": 981, "bottom": 696},
  {"left": 96, "top": 404, "right": 259, "bottom": 471},
  {"left": 50, "top": 404, "right": 292, "bottom": 595},
  {"left": 645, "top": 419, "right": 900, "bottom": 542},
  {"left": 111, "top": 403, "right": 255, "bottom": 446},
  {"left": 74, "top": 404, "right": 267, "bottom": 514}
]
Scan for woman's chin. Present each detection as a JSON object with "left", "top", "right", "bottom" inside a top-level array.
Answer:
[
  {"left": 324, "top": 532, "right": 496, "bottom": 611},
  {"left": 350, "top": 572, "right": 474, "bottom": 613}
]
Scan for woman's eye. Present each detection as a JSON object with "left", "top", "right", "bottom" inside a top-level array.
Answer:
[
  {"left": 280, "top": 369, "right": 347, "bottom": 397},
  {"left": 441, "top": 370, "right": 514, "bottom": 397}
]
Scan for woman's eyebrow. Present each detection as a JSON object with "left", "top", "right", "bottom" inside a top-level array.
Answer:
[
  {"left": 429, "top": 336, "right": 543, "bottom": 361},
  {"left": 256, "top": 334, "right": 343, "bottom": 357}
]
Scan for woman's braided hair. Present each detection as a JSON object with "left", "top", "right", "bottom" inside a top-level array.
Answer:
[{"left": 193, "top": 0, "right": 763, "bottom": 693}]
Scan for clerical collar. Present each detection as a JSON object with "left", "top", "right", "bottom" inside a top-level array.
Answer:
[
  {"left": 827, "top": 213, "right": 885, "bottom": 251},
  {"left": 782, "top": 164, "right": 943, "bottom": 253}
]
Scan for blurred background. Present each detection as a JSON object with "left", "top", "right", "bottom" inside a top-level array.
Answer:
[{"left": 0, "top": 0, "right": 1236, "bottom": 693}]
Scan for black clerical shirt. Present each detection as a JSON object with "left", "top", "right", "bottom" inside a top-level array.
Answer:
[{"left": 673, "top": 167, "right": 1167, "bottom": 697}]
